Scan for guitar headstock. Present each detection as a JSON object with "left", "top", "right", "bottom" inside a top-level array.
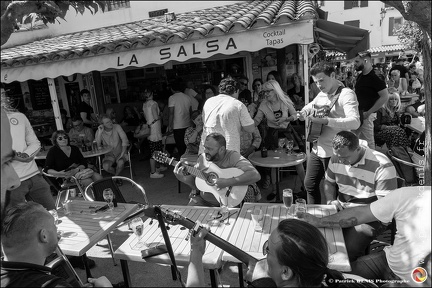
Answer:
[{"left": 152, "top": 151, "right": 170, "bottom": 164}]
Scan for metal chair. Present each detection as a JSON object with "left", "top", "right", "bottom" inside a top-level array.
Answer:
[
  {"left": 41, "top": 171, "right": 85, "bottom": 209},
  {"left": 100, "top": 144, "right": 135, "bottom": 180},
  {"left": 387, "top": 148, "right": 423, "bottom": 186},
  {"left": 83, "top": 176, "right": 149, "bottom": 266}
]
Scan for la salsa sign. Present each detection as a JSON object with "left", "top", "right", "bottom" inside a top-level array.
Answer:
[{"left": 1, "top": 22, "right": 313, "bottom": 83}]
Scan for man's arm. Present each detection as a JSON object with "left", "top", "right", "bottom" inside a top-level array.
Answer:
[
  {"left": 116, "top": 125, "right": 129, "bottom": 161},
  {"left": 215, "top": 162, "right": 261, "bottom": 189},
  {"left": 80, "top": 112, "right": 93, "bottom": 125},
  {"left": 365, "top": 88, "right": 389, "bottom": 118},
  {"left": 173, "top": 160, "right": 198, "bottom": 190},
  {"left": 15, "top": 116, "right": 41, "bottom": 162},
  {"left": 240, "top": 103, "right": 255, "bottom": 133},
  {"left": 186, "top": 228, "right": 207, "bottom": 287},
  {"left": 302, "top": 205, "right": 378, "bottom": 229}
]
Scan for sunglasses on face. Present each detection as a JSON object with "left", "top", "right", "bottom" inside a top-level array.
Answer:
[
  {"left": 391, "top": 74, "right": 398, "bottom": 77},
  {"left": 57, "top": 136, "right": 68, "bottom": 141},
  {"left": 240, "top": 82, "right": 248, "bottom": 85},
  {"left": 262, "top": 240, "right": 270, "bottom": 256}
]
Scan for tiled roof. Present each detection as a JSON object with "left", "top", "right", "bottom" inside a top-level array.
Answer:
[
  {"left": 368, "top": 44, "right": 405, "bottom": 53},
  {"left": 1, "top": 1, "right": 317, "bottom": 69}
]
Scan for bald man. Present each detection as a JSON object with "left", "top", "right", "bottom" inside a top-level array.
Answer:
[{"left": 1, "top": 202, "right": 112, "bottom": 287}]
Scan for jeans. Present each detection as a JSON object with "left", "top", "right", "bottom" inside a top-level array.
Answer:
[
  {"left": 351, "top": 251, "right": 401, "bottom": 284},
  {"left": 304, "top": 151, "right": 330, "bottom": 204},
  {"left": 8, "top": 174, "right": 55, "bottom": 210},
  {"left": 355, "top": 113, "right": 376, "bottom": 149},
  {"left": 173, "top": 128, "right": 187, "bottom": 158},
  {"left": 343, "top": 221, "right": 387, "bottom": 262}
]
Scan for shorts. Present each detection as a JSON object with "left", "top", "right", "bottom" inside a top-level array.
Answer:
[
  {"left": 104, "top": 151, "right": 128, "bottom": 163},
  {"left": 149, "top": 140, "right": 163, "bottom": 156}
]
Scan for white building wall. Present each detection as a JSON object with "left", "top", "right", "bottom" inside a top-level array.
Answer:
[
  {"left": 4, "top": 1, "right": 242, "bottom": 48},
  {"left": 320, "top": 1, "right": 404, "bottom": 48}
]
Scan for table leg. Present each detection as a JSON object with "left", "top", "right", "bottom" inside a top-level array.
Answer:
[
  {"left": 178, "top": 180, "right": 181, "bottom": 193},
  {"left": 238, "top": 263, "right": 244, "bottom": 288},
  {"left": 170, "top": 265, "right": 177, "bottom": 280},
  {"left": 209, "top": 269, "right": 217, "bottom": 288},
  {"left": 82, "top": 253, "right": 93, "bottom": 279},
  {"left": 120, "top": 260, "right": 131, "bottom": 288},
  {"left": 98, "top": 155, "right": 102, "bottom": 175},
  {"left": 275, "top": 167, "right": 281, "bottom": 202}
]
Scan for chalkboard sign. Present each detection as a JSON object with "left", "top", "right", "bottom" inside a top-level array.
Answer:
[{"left": 29, "top": 79, "right": 51, "bottom": 110}]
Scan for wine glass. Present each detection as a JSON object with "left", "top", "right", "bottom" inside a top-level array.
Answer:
[
  {"left": 103, "top": 188, "right": 114, "bottom": 210},
  {"left": 130, "top": 217, "right": 146, "bottom": 249},
  {"left": 286, "top": 140, "right": 294, "bottom": 155},
  {"left": 282, "top": 189, "right": 293, "bottom": 217},
  {"left": 278, "top": 138, "right": 286, "bottom": 153}
]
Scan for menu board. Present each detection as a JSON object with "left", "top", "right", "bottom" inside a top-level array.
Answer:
[{"left": 29, "top": 79, "right": 51, "bottom": 110}]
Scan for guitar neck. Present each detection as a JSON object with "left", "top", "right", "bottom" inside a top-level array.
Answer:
[
  {"left": 179, "top": 217, "right": 257, "bottom": 266},
  {"left": 166, "top": 158, "right": 206, "bottom": 181}
]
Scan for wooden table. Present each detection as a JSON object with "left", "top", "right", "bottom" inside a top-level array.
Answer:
[
  {"left": 114, "top": 205, "right": 239, "bottom": 288},
  {"left": 400, "top": 93, "right": 419, "bottom": 110},
  {"left": 248, "top": 151, "right": 306, "bottom": 202},
  {"left": 36, "top": 146, "right": 112, "bottom": 174},
  {"left": 406, "top": 117, "right": 425, "bottom": 134},
  {"left": 57, "top": 200, "right": 137, "bottom": 279},
  {"left": 222, "top": 203, "right": 351, "bottom": 281}
]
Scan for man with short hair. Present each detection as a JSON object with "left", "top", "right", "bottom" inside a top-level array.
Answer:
[
  {"left": 389, "top": 57, "right": 410, "bottom": 84},
  {"left": 77, "top": 89, "right": 98, "bottom": 128},
  {"left": 0, "top": 202, "right": 112, "bottom": 287},
  {"left": 353, "top": 51, "right": 389, "bottom": 149},
  {"left": 174, "top": 133, "right": 261, "bottom": 207},
  {"left": 237, "top": 75, "right": 252, "bottom": 106},
  {"left": 325, "top": 131, "right": 397, "bottom": 261},
  {"left": 68, "top": 116, "right": 95, "bottom": 146},
  {"left": 168, "top": 80, "right": 193, "bottom": 158},
  {"left": 299, "top": 62, "right": 361, "bottom": 205},
  {"left": 199, "top": 77, "right": 255, "bottom": 155},
  {"left": 302, "top": 186, "right": 431, "bottom": 286}
]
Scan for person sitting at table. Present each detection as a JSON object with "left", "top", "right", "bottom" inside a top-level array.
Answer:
[
  {"left": 324, "top": 131, "right": 397, "bottom": 262},
  {"left": 405, "top": 99, "right": 425, "bottom": 118},
  {"left": 105, "top": 107, "right": 118, "bottom": 124},
  {"left": 0, "top": 202, "right": 113, "bottom": 287},
  {"left": 174, "top": 133, "right": 261, "bottom": 207},
  {"left": 184, "top": 110, "right": 203, "bottom": 155},
  {"left": 44, "top": 130, "right": 102, "bottom": 189},
  {"left": 95, "top": 115, "right": 129, "bottom": 184},
  {"left": 120, "top": 105, "right": 141, "bottom": 127},
  {"left": 186, "top": 219, "right": 376, "bottom": 287},
  {"left": 373, "top": 89, "right": 410, "bottom": 149},
  {"left": 68, "top": 116, "right": 95, "bottom": 147},
  {"left": 388, "top": 70, "right": 408, "bottom": 95},
  {"left": 60, "top": 108, "right": 73, "bottom": 133},
  {"left": 301, "top": 186, "right": 431, "bottom": 287}
]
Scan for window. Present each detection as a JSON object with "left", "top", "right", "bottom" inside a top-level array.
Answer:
[
  {"left": 149, "top": 9, "right": 168, "bottom": 18},
  {"left": 389, "top": 17, "right": 403, "bottom": 36},
  {"left": 106, "top": 1, "right": 130, "bottom": 12},
  {"left": 344, "top": 1, "right": 368, "bottom": 9},
  {"left": 344, "top": 20, "right": 360, "bottom": 28}
]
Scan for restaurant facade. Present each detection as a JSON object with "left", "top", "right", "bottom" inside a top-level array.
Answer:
[{"left": 1, "top": 0, "right": 369, "bottom": 141}]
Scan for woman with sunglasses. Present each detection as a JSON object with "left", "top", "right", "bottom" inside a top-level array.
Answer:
[
  {"left": 44, "top": 130, "right": 102, "bottom": 188},
  {"left": 187, "top": 219, "right": 371, "bottom": 287},
  {"left": 373, "top": 89, "right": 409, "bottom": 148}
]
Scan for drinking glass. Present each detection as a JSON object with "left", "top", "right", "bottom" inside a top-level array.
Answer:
[
  {"left": 286, "top": 140, "right": 294, "bottom": 155},
  {"left": 251, "top": 209, "right": 264, "bottom": 232},
  {"left": 130, "top": 217, "right": 146, "bottom": 249},
  {"left": 62, "top": 199, "right": 72, "bottom": 216},
  {"left": 282, "top": 189, "right": 293, "bottom": 216},
  {"left": 278, "top": 138, "right": 286, "bottom": 153},
  {"left": 294, "top": 198, "right": 307, "bottom": 218},
  {"left": 48, "top": 209, "right": 63, "bottom": 237},
  {"left": 103, "top": 188, "right": 114, "bottom": 210}
]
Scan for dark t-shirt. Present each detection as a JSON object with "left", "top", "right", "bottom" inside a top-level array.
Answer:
[
  {"left": 239, "top": 90, "right": 252, "bottom": 106},
  {"left": 44, "top": 145, "right": 88, "bottom": 173},
  {"left": 77, "top": 101, "right": 94, "bottom": 121},
  {"left": 1, "top": 261, "right": 71, "bottom": 287},
  {"left": 389, "top": 64, "right": 409, "bottom": 79},
  {"left": 354, "top": 70, "right": 387, "bottom": 111}
]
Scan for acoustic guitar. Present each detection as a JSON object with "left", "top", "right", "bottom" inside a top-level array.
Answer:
[
  {"left": 306, "top": 86, "right": 343, "bottom": 143},
  {"left": 153, "top": 152, "right": 248, "bottom": 208}
]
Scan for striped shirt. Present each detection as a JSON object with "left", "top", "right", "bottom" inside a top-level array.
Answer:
[{"left": 326, "top": 146, "right": 397, "bottom": 203}]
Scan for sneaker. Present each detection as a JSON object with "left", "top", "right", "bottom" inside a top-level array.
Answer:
[
  {"left": 150, "top": 172, "right": 164, "bottom": 178},
  {"left": 157, "top": 166, "right": 168, "bottom": 172}
]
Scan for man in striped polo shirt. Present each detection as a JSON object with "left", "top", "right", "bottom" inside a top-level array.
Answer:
[{"left": 324, "top": 131, "right": 397, "bottom": 262}]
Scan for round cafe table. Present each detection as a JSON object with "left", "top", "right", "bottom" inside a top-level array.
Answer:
[
  {"left": 36, "top": 146, "right": 113, "bottom": 174},
  {"left": 248, "top": 150, "right": 306, "bottom": 202}
]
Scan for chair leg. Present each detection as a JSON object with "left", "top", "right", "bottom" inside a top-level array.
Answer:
[{"left": 106, "top": 234, "right": 117, "bottom": 266}]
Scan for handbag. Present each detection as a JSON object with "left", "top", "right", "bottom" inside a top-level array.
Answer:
[
  {"left": 74, "top": 168, "right": 94, "bottom": 180},
  {"left": 134, "top": 123, "right": 150, "bottom": 139}
]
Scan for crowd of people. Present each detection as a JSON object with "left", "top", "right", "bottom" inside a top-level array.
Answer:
[{"left": 0, "top": 48, "right": 429, "bottom": 288}]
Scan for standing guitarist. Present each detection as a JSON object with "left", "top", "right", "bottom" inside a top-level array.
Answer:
[
  {"left": 299, "top": 62, "right": 360, "bottom": 204},
  {"left": 174, "top": 133, "right": 261, "bottom": 207}
]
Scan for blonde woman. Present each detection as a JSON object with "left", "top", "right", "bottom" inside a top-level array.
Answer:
[
  {"left": 373, "top": 89, "right": 409, "bottom": 148},
  {"left": 388, "top": 70, "right": 408, "bottom": 95},
  {"left": 254, "top": 80, "right": 298, "bottom": 149}
]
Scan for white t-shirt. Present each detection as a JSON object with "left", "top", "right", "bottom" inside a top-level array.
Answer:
[
  {"left": 168, "top": 92, "right": 192, "bottom": 129},
  {"left": 370, "top": 186, "right": 431, "bottom": 285},
  {"left": 200, "top": 94, "right": 254, "bottom": 154},
  {"left": 143, "top": 100, "right": 162, "bottom": 142}
]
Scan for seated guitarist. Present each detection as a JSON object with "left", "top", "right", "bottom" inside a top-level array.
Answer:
[{"left": 174, "top": 133, "right": 261, "bottom": 207}]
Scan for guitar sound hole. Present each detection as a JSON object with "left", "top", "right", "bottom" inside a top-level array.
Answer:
[{"left": 205, "top": 172, "right": 218, "bottom": 186}]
